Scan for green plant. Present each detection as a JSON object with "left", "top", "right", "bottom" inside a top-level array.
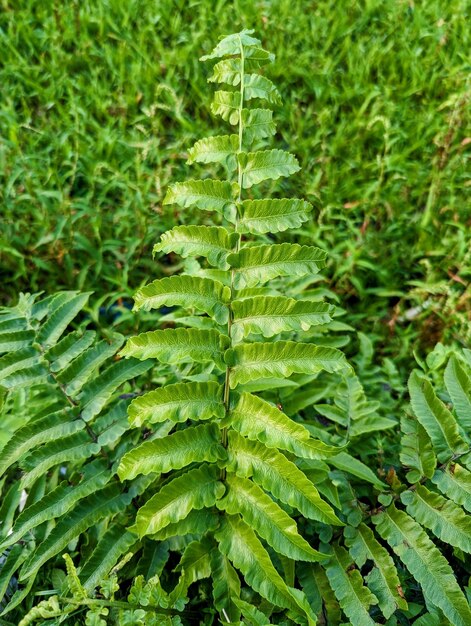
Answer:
[{"left": 0, "top": 292, "right": 153, "bottom": 618}]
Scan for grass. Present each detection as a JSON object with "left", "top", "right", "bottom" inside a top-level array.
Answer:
[{"left": 1, "top": 0, "right": 470, "bottom": 364}]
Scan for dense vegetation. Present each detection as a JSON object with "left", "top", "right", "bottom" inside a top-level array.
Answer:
[{"left": 0, "top": 2, "right": 470, "bottom": 625}]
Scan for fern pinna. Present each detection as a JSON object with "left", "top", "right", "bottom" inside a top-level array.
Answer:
[{"left": 116, "top": 30, "right": 347, "bottom": 623}]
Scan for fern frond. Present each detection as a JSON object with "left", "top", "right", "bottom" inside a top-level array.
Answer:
[
  {"left": 444, "top": 356, "right": 471, "bottom": 431},
  {"left": 163, "top": 179, "right": 238, "bottom": 221},
  {"left": 117, "top": 423, "right": 226, "bottom": 480},
  {"left": 237, "top": 198, "right": 313, "bottom": 234},
  {"left": 431, "top": 463, "right": 471, "bottom": 512},
  {"left": 239, "top": 149, "right": 299, "bottom": 188}
]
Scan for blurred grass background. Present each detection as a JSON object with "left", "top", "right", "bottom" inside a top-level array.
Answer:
[{"left": 1, "top": 0, "right": 469, "bottom": 362}]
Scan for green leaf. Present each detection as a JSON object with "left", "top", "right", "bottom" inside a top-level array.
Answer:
[
  {"left": 0, "top": 462, "right": 110, "bottom": 551},
  {"left": 133, "top": 275, "right": 230, "bottom": 324},
  {"left": 226, "top": 432, "right": 342, "bottom": 525},
  {"left": 118, "top": 423, "right": 226, "bottom": 480},
  {"left": 239, "top": 149, "right": 299, "bottom": 188},
  {"left": 298, "top": 563, "right": 342, "bottom": 625},
  {"left": 401, "top": 485, "right": 471, "bottom": 553},
  {"left": 36, "top": 293, "right": 90, "bottom": 348},
  {"left": 153, "top": 225, "right": 238, "bottom": 269},
  {"left": 19, "top": 431, "right": 101, "bottom": 488},
  {"left": 373, "top": 504, "right": 471, "bottom": 626},
  {"left": 210, "top": 549, "right": 241, "bottom": 624},
  {"left": 0, "top": 409, "right": 83, "bottom": 479},
  {"left": 20, "top": 485, "right": 131, "bottom": 580},
  {"left": 79, "top": 357, "right": 153, "bottom": 422},
  {"left": 121, "top": 328, "right": 230, "bottom": 370},
  {"left": 58, "top": 334, "right": 125, "bottom": 396},
  {"left": 215, "top": 515, "right": 308, "bottom": 615},
  {"left": 211, "top": 91, "right": 241, "bottom": 125},
  {"left": 173, "top": 538, "right": 212, "bottom": 598},
  {"left": 200, "top": 30, "right": 262, "bottom": 61},
  {"left": 241, "top": 108, "right": 276, "bottom": 144},
  {"left": 244, "top": 74, "right": 281, "bottom": 104},
  {"left": 150, "top": 508, "right": 219, "bottom": 542},
  {"left": 228, "top": 243, "right": 327, "bottom": 289},
  {"left": 328, "top": 452, "right": 387, "bottom": 489},
  {"left": 228, "top": 392, "right": 341, "bottom": 459},
  {"left": 400, "top": 414, "right": 437, "bottom": 482},
  {"left": 163, "top": 179, "right": 238, "bottom": 220},
  {"left": 128, "top": 381, "right": 224, "bottom": 427},
  {"left": 323, "top": 543, "right": 378, "bottom": 626},
  {"left": 0, "top": 347, "right": 45, "bottom": 389},
  {"left": 444, "top": 356, "right": 471, "bottom": 431},
  {"left": 409, "top": 371, "right": 469, "bottom": 462},
  {"left": 187, "top": 134, "right": 238, "bottom": 169},
  {"left": 226, "top": 341, "right": 346, "bottom": 387},
  {"left": 218, "top": 474, "right": 325, "bottom": 562},
  {"left": 431, "top": 464, "right": 471, "bottom": 512},
  {"left": 134, "top": 464, "right": 225, "bottom": 537},
  {"left": 79, "top": 524, "right": 137, "bottom": 593},
  {"left": 46, "top": 330, "right": 96, "bottom": 372},
  {"left": 232, "top": 295, "right": 334, "bottom": 341},
  {"left": 0, "top": 330, "right": 35, "bottom": 354},
  {"left": 237, "top": 198, "right": 313, "bottom": 234},
  {"left": 344, "top": 523, "right": 407, "bottom": 618}
]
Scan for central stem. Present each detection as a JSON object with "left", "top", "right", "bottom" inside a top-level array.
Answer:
[{"left": 221, "top": 37, "right": 245, "bottom": 457}]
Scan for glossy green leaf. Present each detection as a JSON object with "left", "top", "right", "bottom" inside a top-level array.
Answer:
[
  {"left": 163, "top": 179, "right": 238, "bottom": 221},
  {"left": 187, "top": 134, "right": 238, "bottom": 168},
  {"left": 118, "top": 423, "right": 226, "bottom": 480},
  {"left": 237, "top": 198, "right": 313, "bottom": 234},
  {"left": 227, "top": 340, "right": 346, "bottom": 387},
  {"left": 133, "top": 275, "right": 230, "bottom": 324},
  {"left": 228, "top": 243, "right": 327, "bottom": 289},
  {"left": 239, "top": 149, "right": 299, "bottom": 188}
]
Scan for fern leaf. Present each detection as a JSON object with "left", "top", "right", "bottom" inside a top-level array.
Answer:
[
  {"left": 187, "top": 134, "right": 238, "bottom": 169},
  {"left": 19, "top": 485, "right": 131, "bottom": 580},
  {"left": 298, "top": 562, "right": 342, "bottom": 625},
  {"left": 79, "top": 524, "right": 137, "bottom": 593},
  {"left": 373, "top": 504, "right": 471, "bottom": 626},
  {"left": 0, "top": 409, "right": 82, "bottom": 479},
  {"left": 323, "top": 543, "right": 378, "bottom": 626},
  {"left": 79, "top": 357, "right": 153, "bottom": 422},
  {"left": 228, "top": 392, "right": 341, "bottom": 459},
  {"left": 239, "top": 149, "right": 300, "bottom": 188},
  {"left": 232, "top": 295, "right": 334, "bottom": 341},
  {"left": 36, "top": 293, "right": 90, "bottom": 348},
  {"left": 400, "top": 414, "right": 436, "bottom": 482},
  {"left": 226, "top": 341, "right": 346, "bottom": 387},
  {"left": 200, "top": 30, "right": 262, "bottom": 61},
  {"left": 172, "top": 539, "right": 212, "bottom": 601},
  {"left": 128, "top": 381, "right": 224, "bottom": 427},
  {"left": 133, "top": 275, "right": 230, "bottom": 324},
  {"left": 244, "top": 74, "right": 281, "bottom": 104},
  {"left": 328, "top": 452, "right": 387, "bottom": 489},
  {"left": 218, "top": 474, "right": 325, "bottom": 562},
  {"left": 344, "top": 523, "right": 407, "bottom": 618},
  {"left": 215, "top": 515, "right": 309, "bottom": 616},
  {"left": 0, "top": 348, "right": 45, "bottom": 389},
  {"left": 0, "top": 461, "right": 110, "bottom": 551},
  {"left": 431, "top": 464, "right": 471, "bottom": 512},
  {"left": 57, "top": 334, "right": 125, "bottom": 396},
  {"left": 121, "top": 328, "right": 230, "bottom": 370},
  {"left": 210, "top": 549, "right": 241, "bottom": 624},
  {"left": 241, "top": 108, "right": 276, "bottom": 144},
  {"left": 0, "top": 330, "right": 35, "bottom": 353},
  {"left": 163, "top": 179, "right": 238, "bottom": 221},
  {"left": 46, "top": 330, "right": 96, "bottom": 372},
  {"left": 401, "top": 485, "right": 471, "bottom": 553},
  {"left": 19, "top": 431, "right": 101, "bottom": 488},
  {"left": 211, "top": 90, "right": 241, "bottom": 125},
  {"left": 444, "top": 356, "right": 471, "bottom": 431},
  {"left": 63, "top": 554, "right": 87, "bottom": 600},
  {"left": 226, "top": 432, "right": 342, "bottom": 525},
  {"left": 118, "top": 423, "right": 226, "bottom": 480},
  {"left": 150, "top": 509, "right": 219, "bottom": 542},
  {"left": 208, "top": 57, "right": 264, "bottom": 85},
  {"left": 237, "top": 198, "right": 313, "bottom": 234},
  {"left": 134, "top": 464, "right": 225, "bottom": 537},
  {"left": 228, "top": 243, "right": 327, "bottom": 289},
  {"left": 0, "top": 544, "right": 31, "bottom": 604},
  {"left": 409, "top": 371, "right": 469, "bottom": 462},
  {"left": 153, "top": 225, "right": 238, "bottom": 269}
]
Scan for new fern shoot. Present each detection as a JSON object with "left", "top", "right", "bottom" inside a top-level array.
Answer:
[{"left": 117, "top": 30, "right": 347, "bottom": 623}]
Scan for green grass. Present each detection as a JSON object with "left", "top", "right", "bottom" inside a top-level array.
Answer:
[{"left": 1, "top": 0, "right": 469, "bottom": 361}]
